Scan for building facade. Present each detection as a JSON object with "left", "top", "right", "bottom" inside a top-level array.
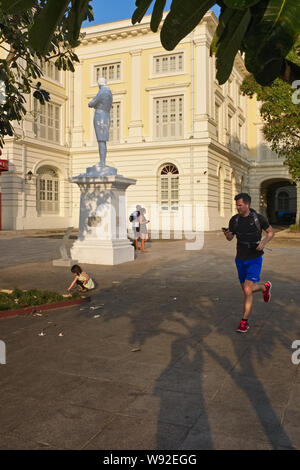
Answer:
[{"left": 1, "top": 11, "right": 299, "bottom": 233}]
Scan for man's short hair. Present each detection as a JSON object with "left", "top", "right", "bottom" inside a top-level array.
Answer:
[{"left": 235, "top": 193, "right": 251, "bottom": 204}]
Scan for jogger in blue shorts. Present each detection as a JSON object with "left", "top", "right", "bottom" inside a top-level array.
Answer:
[{"left": 223, "top": 193, "right": 274, "bottom": 333}]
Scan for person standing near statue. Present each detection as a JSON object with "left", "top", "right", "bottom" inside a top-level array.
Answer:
[
  {"left": 139, "top": 207, "right": 150, "bottom": 252},
  {"left": 88, "top": 77, "right": 112, "bottom": 168}
]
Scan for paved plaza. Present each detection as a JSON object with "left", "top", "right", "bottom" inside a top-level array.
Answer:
[{"left": 0, "top": 230, "right": 300, "bottom": 449}]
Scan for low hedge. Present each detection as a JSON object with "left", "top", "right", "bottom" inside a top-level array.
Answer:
[{"left": 0, "top": 288, "right": 80, "bottom": 311}]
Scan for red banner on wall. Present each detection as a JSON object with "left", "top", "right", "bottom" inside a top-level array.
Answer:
[{"left": 0, "top": 159, "right": 8, "bottom": 171}]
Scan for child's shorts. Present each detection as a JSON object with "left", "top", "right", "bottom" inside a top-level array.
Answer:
[{"left": 235, "top": 256, "right": 263, "bottom": 284}]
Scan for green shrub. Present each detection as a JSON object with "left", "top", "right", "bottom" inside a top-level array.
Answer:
[
  {"left": 0, "top": 288, "right": 81, "bottom": 311},
  {"left": 289, "top": 224, "right": 300, "bottom": 232}
]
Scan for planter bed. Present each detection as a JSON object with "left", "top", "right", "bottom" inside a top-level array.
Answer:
[{"left": 0, "top": 289, "right": 90, "bottom": 319}]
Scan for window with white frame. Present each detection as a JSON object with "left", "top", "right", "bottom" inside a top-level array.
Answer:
[
  {"left": 40, "top": 60, "right": 60, "bottom": 82},
  {"left": 109, "top": 102, "right": 120, "bottom": 142},
  {"left": 37, "top": 167, "right": 59, "bottom": 214},
  {"left": 34, "top": 100, "right": 61, "bottom": 143},
  {"left": 154, "top": 96, "right": 183, "bottom": 139},
  {"left": 154, "top": 53, "right": 183, "bottom": 75},
  {"left": 160, "top": 164, "right": 179, "bottom": 211},
  {"left": 95, "top": 62, "right": 121, "bottom": 83}
]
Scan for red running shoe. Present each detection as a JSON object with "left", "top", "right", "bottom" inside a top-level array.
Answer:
[
  {"left": 263, "top": 281, "right": 272, "bottom": 303},
  {"left": 236, "top": 320, "right": 249, "bottom": 333}
]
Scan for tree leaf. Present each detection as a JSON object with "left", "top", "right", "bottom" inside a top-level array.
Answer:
[
  {"left": 67, "top": 0, "right": 92, "bottom": 47},
  {"left": 132, "top": 0, "right": 154, "bottom": 24},
  {"left": 28, "top": 0, "right": 70, "bottom": 54},
  {"left": 0, "top": 0, "right": 36, "bottom": 13},
  {"left": 210, "top": 6, "right": 235, "bottom": 55},
  {"left": 150, "top": 0, "right": 166, "bottom": 32},
  {"left": 223, "top": 0, "right": 261, "bottom": 9},
  {"left": 216, "top": 8, "right": 251, "bottom": 84},
  {"left": 161, "top": 0, "right": 215, "bottom": 51},
  {"left": 243, "top": 0, "right": 300, "bottom": 85}
]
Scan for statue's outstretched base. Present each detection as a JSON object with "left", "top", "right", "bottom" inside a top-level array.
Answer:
[{"left": 85, "top": 164, "right": 118, "bottom": 177}]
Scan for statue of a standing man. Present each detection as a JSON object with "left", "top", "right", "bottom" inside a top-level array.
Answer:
[{"left": 88, "top": 77, "right": 113, "bottom": 168}]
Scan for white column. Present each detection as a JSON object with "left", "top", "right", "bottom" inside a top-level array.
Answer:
[
  {"left": 194, "top": 36, "right": 210, "bottom": 137},
  {"left": 128, "top": 49, "right": 143, "bottom": 142},
  {"left": 72, "top": 62, "right": 84, "bottom": 147}
]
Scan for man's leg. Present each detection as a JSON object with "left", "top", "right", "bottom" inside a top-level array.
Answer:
[
  {"left": 242, "top": 280, "right": 258, "bottom": 320},
  {"left": 243, "top": 284, "right": 268, "bottom": 321}
]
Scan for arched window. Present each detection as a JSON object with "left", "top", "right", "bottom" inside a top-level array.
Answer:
[
  {"left": 160, "top": 164, "right": 179, "bottom": 211},
  {"left": 278, "top": 191, "right": 289, "bottom": 211},
  {"left": 36, "top": 166, "right": 59, "bottom": 214}
]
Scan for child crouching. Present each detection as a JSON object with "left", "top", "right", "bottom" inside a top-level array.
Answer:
[{"left": 67, "top": 265, "right": 95, "bottom": 293}]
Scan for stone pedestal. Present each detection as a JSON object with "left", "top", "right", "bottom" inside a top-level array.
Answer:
[{"left": 70, "top": 165, "right": 136, "bottom": 265}]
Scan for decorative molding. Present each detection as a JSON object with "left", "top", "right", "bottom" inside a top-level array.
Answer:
[
  {"left": 80, "top": 25, "right": 152, "bottom": 46},
  {"left": 145, "top": 82, "right": 191, "bottom": 92}
]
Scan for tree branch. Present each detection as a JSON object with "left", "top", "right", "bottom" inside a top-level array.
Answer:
[{"left": 6, "top": 46, "right": 18, "bottom": 65}]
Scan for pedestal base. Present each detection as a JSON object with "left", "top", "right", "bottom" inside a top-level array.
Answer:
[
  {"left": 70, "top": 239, "right": 134, "bottom": 265},
  {"left": 78, "top": 164, "right": 118, "bottom": 178},
  {"left": 71, "top": 170, "right": 136, "bottom": 265}
]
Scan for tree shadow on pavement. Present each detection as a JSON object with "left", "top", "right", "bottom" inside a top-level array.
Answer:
[{"left": 90, "top": 249, "right": 298, "bottom": 449}]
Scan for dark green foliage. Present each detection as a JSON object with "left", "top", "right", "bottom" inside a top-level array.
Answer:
[
  {"left": 0, "top": 1, "right": 92, "bottom": 148},
  {"left": 151, "top": 0, "right": 166, "bottom": 32},
  {"left": 241, "top": 45, "right": 300, "bottom": 181}
]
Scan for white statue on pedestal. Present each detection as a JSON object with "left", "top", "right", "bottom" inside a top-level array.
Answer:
[
  {"left": 87, "top": 77, "right": 117, "bottom": 176},
  {"left": 70, "top": 78, "right": 136, "bottom": 265}
]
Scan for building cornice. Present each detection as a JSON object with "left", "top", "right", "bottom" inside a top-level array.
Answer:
[
  {"left": 79, "top": 10, "right": 219, "bottom": 48},
  {"left": 80, "top": 25, "right": 151, "bottom": 47},
  {"left": 10, "top": 137, "right": 70, "bottom": 156}
]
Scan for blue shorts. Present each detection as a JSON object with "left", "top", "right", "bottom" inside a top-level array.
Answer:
[{"left": 235, "top": 256, "right": 263, "bottom": 284}]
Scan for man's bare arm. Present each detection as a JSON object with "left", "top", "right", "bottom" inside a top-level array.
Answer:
[
  {"left": 223, "top": 229, "right": 234, "bottom": 241},
  {"left": 256, "top": 226, "right": 274, "bottom": 251}
]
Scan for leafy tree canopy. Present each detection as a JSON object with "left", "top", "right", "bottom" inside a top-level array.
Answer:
[
  {"left": 241, "top": 46, "right": 300, "bottom": 181},
  {"left": 0, "top": 0, "right": 93, "bottom": 147}
]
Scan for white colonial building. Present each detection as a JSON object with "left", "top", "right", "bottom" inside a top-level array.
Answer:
[{"left": 0, "top": 11, "right": 299, "bottom": 233}]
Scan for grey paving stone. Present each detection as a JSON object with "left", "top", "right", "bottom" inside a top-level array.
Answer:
[{"left": 0, "top": 235, "right": 299, "bottom": 450}]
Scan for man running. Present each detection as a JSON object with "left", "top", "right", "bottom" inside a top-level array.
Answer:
[{"left": 223, "top": 193, "right": 274, "bottom": 333}]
